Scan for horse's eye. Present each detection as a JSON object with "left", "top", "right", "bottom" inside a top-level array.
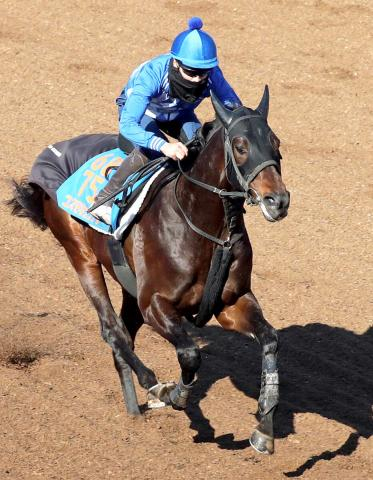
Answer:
[
  {"left": 233, "top": 136, "right": 249, "bottom": 157},
  {"left": 235, "top": 145, "right": 247, "bottom": 155}
]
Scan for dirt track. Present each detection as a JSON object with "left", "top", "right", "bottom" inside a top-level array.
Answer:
[{"left": 1, "top": 1, "right": 372, "bottom": 479}]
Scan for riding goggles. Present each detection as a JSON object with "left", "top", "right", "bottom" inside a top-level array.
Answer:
[{"left": 179, "top": 63, "right": 211, "bottom": 78}]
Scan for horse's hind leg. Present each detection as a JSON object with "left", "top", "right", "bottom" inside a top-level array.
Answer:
[
  {"left": 44, "top": 204, "right": 157, "bottom": 415},
  {"left": 69, "top": 260, "right": 157, "bottom": 414},
  {"left": 112, "top": 290, "right": 146, "bottom": 414},
  {"left": 216, "top": 293, "right": 279, "bottom": 454},
  {"left": 142, "top": 293, "right": 201, "bottom": 410}
]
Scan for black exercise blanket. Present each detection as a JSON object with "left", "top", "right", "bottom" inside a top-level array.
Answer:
[{"left": 29, "top": 133, "right": 118, "bottom": 201}]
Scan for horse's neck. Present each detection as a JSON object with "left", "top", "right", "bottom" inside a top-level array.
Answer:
[
  {"left": 176, "top": 128, "right": 229, "bottom": 234},
  {"left": 189, "top": 128, "right": 228, "bottom": 188}
]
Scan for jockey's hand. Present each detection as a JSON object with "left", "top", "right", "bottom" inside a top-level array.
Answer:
[{"left": 160, "top": 142, "right": 188, "bottom": 161}]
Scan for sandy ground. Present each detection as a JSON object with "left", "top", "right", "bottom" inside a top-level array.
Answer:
[{"left": 0, "top": 1, "right": 372, "bottom": 479}]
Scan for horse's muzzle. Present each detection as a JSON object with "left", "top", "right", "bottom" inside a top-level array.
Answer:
[{"left": 260, "top": 191, "right": 290, "bottom": 222}]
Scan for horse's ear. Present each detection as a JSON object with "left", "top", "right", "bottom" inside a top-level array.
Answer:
[
  {"left": 256, "top": 85, "right": 270, "bottom": 119},
  {"left": 210, "top": 90, "right": 234, "bottom": 129}
]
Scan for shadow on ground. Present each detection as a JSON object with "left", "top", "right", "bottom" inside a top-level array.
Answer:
[{"left": 183, "top": 322, "right": 373, "bottom": 476}]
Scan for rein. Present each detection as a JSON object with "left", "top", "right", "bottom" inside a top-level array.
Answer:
[
  {"left": 173, "top": 173, "right": 242, "bottom": 248},
  {"left": 175, "top": 148, "right": 246, "bottom": 326},
  {"left": 177, "top": 158, "right": 247, "bottom": 200},
  {"left": 173, "top": 117, "right": 275, "bottom": 327},
  {"left": 174, "top": 118, "right": 267, "bottom": 248}
]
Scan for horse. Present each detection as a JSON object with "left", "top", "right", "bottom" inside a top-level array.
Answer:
[{"left": 8, "top": 87, "right": 290, "bottom": 455}]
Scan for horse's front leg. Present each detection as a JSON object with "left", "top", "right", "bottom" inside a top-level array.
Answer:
[
  {"left": 216, "top": 293, "right": 279, "bottom": 454},
  {"left": 142, "top": 293, "right": 201, "bottom": 410}
]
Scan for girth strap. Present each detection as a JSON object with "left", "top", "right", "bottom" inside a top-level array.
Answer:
[{"left": 107, "top": 237, "right": 137, "bottom": 297}]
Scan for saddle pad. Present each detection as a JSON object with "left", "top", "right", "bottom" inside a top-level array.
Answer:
[
  {"left": 57, "top": 148, "right": 166, "bottom": 236},
  {"left": 56, "top": 148, "right": 126, "bottom": 234}
]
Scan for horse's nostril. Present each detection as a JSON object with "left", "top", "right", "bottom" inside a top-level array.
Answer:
[
  {"left": 264, "top": 195, "right": 276, "bottom": 206},
  {"left": 263, "top": 193, "right": 289, "bottom": 211}
]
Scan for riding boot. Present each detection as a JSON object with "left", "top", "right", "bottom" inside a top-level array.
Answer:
[{"left": 90, "top": 148, "right": 148, "bottom": 224}]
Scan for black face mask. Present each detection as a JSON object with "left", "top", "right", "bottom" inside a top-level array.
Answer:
[{"left": 168, "top": 62, "right": 208, "bottom": 104}]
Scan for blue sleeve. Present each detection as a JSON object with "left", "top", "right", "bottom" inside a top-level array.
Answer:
[
  {"left": 119, "top": 63, "right": 167, "bottom": 151},
  {"left": 209, "top": 67, "right": 242, "bottom": 109}
]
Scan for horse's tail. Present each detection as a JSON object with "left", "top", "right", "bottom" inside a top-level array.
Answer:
[{"left": 6, "top": 179, "right": 48, "bottom": 231}]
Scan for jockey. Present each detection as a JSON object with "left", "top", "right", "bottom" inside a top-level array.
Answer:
[{"left": 91, "top": 16, "right": 242, "bottom": 224}]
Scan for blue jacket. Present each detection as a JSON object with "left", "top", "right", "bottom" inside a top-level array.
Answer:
[{"left": 116, "top": 54, "right": 241, "bottom": 152}]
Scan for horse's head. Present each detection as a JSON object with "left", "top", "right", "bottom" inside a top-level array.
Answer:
[{"left": 212, "top": 86, "right": 290, "bottom": 222}]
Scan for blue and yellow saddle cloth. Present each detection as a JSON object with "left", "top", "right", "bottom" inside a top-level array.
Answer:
[
  {"left": 56, "top": 148, "right": 126, "bottom": 234},
  {"left": 57, "top": 146, "right": 159, "bottom": 236}
]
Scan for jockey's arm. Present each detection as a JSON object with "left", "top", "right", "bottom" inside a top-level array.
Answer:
[
  {"left": 119, "top": 88, "right": 167, "bottom": 152},
  {"left": 119, "top": 90, "right": 188, "bottom": 162},
  {"left": 160, "top": 141, "right": 188, "bottom": 161},
  {"left": 120, "top": 93, "right": 187, "bottom": 161},
  {"left": 209, "top": 66, "right": 242, "bottom": 110}
]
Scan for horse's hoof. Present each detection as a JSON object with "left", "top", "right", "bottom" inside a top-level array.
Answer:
[
  {"left": 147, "top": 382, "right": 176, "bottom": 409},
  {"left": 250, "top": 429, "right": 274, "bottom": 455},
  {"left": 169, "top": 378, "right": 196, "bottom": 410}
]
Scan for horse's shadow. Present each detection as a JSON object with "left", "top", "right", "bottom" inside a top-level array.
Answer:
[{"left": 183, "top": 322, "right": 373, "bottom": 476}]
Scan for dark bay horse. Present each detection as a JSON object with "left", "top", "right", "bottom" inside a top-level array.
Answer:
[{"left": 8, "top": 87, "right": 290, "bottom": 454}]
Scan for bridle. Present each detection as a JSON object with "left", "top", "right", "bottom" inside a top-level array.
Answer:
[
  {"left": 223, "top": 114, "right": 280, "bottom": 194},
  {"left": 174, "top": 114, "right": 281, "bottom": 247}
]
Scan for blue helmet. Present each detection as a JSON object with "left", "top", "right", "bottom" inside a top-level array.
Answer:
[{"left": 171, "top": 17, "right": 218, "bottom": 69}]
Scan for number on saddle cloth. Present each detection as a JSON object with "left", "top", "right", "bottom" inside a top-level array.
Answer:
[{"left": 56, "top": 147, "right": 127, "bottom": 234}]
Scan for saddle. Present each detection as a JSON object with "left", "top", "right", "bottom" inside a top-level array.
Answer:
[{"left": 112, "top": 158, "right": 178, "bottom": 231}]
